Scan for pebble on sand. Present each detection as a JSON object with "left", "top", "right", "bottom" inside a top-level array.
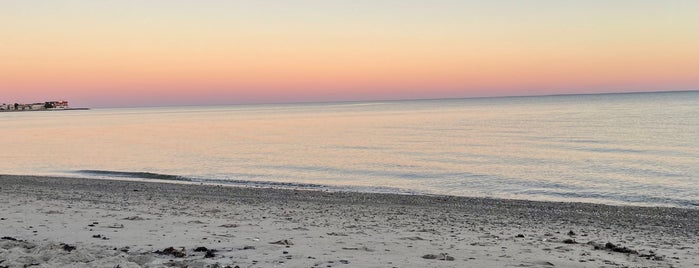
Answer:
[{"left": 422, "top": 253, "right": 455, "bottom": 261}]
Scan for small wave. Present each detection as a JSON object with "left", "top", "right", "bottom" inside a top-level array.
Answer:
[
  {"left": 75, "top": 170, "right": 325, "bottom": 188},
  {"left": 212, "top": 178, "right": 327, "bottom": 189},
  {"left": 72, "top": 170, "right": 419, "bottom": 195},
  {"left": 516, "top": 189, "right": 699, "bottom": 208},
  {"left": 76, "top": 170, "right": 190, "bottom": 181},
  {"left": 581, "top": 147, "right": 647, "bottom": 154}
]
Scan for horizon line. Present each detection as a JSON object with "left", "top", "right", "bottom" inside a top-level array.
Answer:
[{"left": 88, "top": 89, "right": 699, "bottom": 109}]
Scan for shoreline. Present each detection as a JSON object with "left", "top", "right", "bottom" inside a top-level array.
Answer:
[
  {"left": 1, "top": 174, "right": 698, "bottom": 267},
  {"left": 21, "top": 171, "right": 699, "bottom": 209}
]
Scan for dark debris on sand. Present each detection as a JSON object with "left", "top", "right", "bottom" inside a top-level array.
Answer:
[
  {"left": 594, "top": 242, "right": 666, "bottom": 261},
  {"left": 422, "top": 253, "right": 455, "bottom": 261},
  {"left": 603, "top": 242, "right": 637, "bottom": 254},
  {"left": 61, "top": 243, "right": 76, "bottom": 252},
  {"left": 589, "top": 241, "right": 640, "bottom": 254},
  {"left": 155, "top": 247, "right": 187, "bottom": 258},
  {"left": 193, "top": 246, "right": 209, "bottom": 252},
  {"left": 562, "top": 238, "right": 577, "bottom": 244},
  {"left": 270, "top": 239, "right": 293, "bottom": 245},
  {"left": 193, "top": 246, "right": 217, "bottom": 258}
]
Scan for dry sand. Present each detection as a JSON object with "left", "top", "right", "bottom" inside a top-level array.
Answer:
[{"left": 1, "top": 175, "right": 697, "bottom": 267}]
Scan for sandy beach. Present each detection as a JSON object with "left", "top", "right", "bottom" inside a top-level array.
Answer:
[{"left": 1, "top": 175, "right": 697, "bottom": 268}]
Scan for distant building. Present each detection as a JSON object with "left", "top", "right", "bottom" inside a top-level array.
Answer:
[
  {"left": 47, "top": 101, "right": 70, "bottom": 109},
  {"left": 0, "top": 100, "right": 70, "bottom": 112},
  {"left": 30, "top": 103, "right": 45, "bottom": 110}
]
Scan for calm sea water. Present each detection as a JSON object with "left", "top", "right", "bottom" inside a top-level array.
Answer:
[{"left": 2, "top": 91, "right": 698, "bottom": 208}]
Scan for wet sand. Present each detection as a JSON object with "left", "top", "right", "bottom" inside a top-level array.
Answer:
[{"left": 1, "top": 175, "right": 697, "bottom": 267}]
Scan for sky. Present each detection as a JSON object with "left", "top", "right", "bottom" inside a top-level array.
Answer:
[{"left": 1, "top": 0, "right": 697, "bottom": 107}]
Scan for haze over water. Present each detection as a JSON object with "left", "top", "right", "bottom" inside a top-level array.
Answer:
[{"left": 2, "top": 91, "right": 698, "bottom": 208}]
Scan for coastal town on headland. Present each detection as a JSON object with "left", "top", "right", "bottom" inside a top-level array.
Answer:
[{"left": 0, "top": 100, "right": 89, "bottom": 112}]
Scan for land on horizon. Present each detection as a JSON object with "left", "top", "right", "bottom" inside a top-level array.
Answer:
[{"left": 0, "top": 100, "right": 89, "bottom": 112}]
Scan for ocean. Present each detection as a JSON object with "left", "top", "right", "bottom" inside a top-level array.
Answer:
[{"left": 2, "top": 91, "right": 697, "bottom": 208}]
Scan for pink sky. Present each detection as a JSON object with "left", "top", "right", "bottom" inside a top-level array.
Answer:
[{"left": 1, "top": 1, "right": 697, "bottom": 107}]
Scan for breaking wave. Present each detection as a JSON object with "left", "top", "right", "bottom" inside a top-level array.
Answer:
[{"left": 73, "top": 170, "right": 420, "bottom": 195}]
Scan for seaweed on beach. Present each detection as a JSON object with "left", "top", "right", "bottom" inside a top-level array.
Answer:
[
  {"left": 154, "top": 247, "right": 186, "bottom": 258},
  {"left": 589, "top": 241, "right": 637, "bottom": 254}
]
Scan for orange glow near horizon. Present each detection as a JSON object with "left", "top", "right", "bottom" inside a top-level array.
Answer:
[{"left": 1, "top": 1, "right": 697, "bottom": 107}]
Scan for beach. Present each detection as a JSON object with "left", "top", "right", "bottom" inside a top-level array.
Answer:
[
  {"left": 3, "top": 1, "right": 697, "bottom": 267},
  {"left": 1, "top": 175, "right": 697, "bottom": 267}
]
